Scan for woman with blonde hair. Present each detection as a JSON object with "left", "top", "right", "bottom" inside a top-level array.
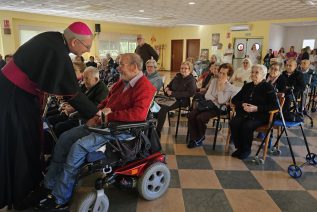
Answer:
[{"left": 156, "top": 61, "right": 196, "bottom": 136}]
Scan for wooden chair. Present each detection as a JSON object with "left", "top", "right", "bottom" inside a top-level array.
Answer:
[{"left": 225, "top": 93, "right": 285, "bottom": 162}]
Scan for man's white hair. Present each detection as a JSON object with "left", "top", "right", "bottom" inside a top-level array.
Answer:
[{"left": 84, "top": 66, "right": 99, "bottom": 79}]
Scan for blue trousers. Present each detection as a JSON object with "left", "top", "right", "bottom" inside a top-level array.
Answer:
[{"left": 44, "top": 125, "right": 133, "bottom": 204}]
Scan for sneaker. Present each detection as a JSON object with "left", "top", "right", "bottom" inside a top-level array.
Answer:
[
  {"left": 35, "top": 194, "right": 68, "bottom": 211},
  {"left": 187, "top": 136, "right": 205, "bottom": 148}
]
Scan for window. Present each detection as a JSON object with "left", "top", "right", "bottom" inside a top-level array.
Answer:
[
  {"left": 19, "top": 25, "right": 63, "bottom": 46},
  {"left": 302, "top": 39, "right": 315, "bottom": 49},
  {"left": 98, "top": 32, "right": 137, "bottom": 59}
]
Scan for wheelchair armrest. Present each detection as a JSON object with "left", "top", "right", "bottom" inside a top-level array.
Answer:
[
  {"left": 87, "top": 126, "right": 111, "bottom": 135},
  {"left": 107, "top": 121, "right": 148, "bottom": 130}
]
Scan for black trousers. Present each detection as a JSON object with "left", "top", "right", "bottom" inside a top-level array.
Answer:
[
  {"left": 229, "top": 115, "right": 266, "bottom": 153},
  {"left": 188, "top": 108, "right": 220, "bottom": 141}
]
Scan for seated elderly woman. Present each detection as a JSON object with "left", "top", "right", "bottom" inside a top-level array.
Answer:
[
  {"left": 145, "top": 58, "right": 163, "bottom": 92},
  {"left": 230, "top": 64, "right": 278, "bottom": 159},
  {"left": 230, "top": 58, "right": 252, "bottom": 88},
  {"left": 156, "top": 61, "right": 196, "bottom": 137},
  {"left": 197, "top": 63, "right": 220, "bottom": 93},
  {"left": 187, "top": 63, "right": 236, "bottom": 148},
  {"left": 266, "top": 62, "right": 285, "bottom": 92}
]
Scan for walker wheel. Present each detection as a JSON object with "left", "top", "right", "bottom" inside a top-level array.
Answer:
[
  {"left": 305, "top": 153, "right": 317, "bottom": 165},
  {"left": 288, "top": 165, "right": 302, "bottom": 178}
]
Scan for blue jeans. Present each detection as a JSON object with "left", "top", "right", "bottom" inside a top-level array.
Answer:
[{"left": 44, "top": 125, "right": 133, "bottom": 204}]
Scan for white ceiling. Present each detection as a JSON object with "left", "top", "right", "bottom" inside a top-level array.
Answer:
[{"left": 0, "top": 0, "right": 317, "bottom": 27}]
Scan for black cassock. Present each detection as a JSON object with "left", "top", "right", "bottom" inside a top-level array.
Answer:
[{"left": 0, "top": 32, "right": 98, "bottom": 209}]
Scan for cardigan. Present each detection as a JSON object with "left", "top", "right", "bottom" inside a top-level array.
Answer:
[{"left": 98, "top": 75, "right": 156, "bottom": 122}]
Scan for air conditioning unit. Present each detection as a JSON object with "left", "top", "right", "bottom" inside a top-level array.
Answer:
[{"left": 230, "top": 25, "right": 251, "bottom": 31}]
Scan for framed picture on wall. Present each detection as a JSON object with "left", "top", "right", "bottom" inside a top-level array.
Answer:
[
  {"left": 212, "top": 33, "right": 220, "bottom": 46},
  {"left": 200, "top": 49, "right": 209, "bottom": 60}
]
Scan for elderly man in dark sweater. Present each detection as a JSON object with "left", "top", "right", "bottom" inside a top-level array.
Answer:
[{"left": 135, "top": 34, "right": 159, "bottom": 72}]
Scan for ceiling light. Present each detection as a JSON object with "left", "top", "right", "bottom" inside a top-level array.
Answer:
[
  {"left": 188, "top": 2, "right": 196, "bottom": 5},
  {"left": 139, "top": 9, "right": 144, "bottom": 12},
  {"left": 301, "top": 0, "right": 317, "bottom": 6}
]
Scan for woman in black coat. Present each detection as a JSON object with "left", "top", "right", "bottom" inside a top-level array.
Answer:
[
  {"left": 230, "top": 64, "right": 278, "bottom": 159},
  {"left": 156, "top": 61, "right": 196, "bottom": 136}
]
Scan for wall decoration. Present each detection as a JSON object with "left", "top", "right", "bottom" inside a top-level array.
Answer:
[
  {"left": 211, "top": 33, "right": 220, "bottom": 46},
  {"left": 200, "top": 49, "right": 209, "bottom": 60}
]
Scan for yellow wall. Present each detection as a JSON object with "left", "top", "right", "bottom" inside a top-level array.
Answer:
[
  {"left": 0, "top": 10, "right": 163, "bottom": 60},
  {"left": 0, "top": 10, "right": 317, "bottom": 70}
]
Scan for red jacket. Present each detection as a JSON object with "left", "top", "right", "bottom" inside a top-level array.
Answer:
[{"left": 98, "top": 75, "right": 156, "bottom": 122}]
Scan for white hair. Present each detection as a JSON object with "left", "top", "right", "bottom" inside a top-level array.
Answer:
[
  {"left": 84, "top": 66, "right": 99, "bottom": 79},
  {"left": 252, "top": 64, "right": 267, "bottom": 79}
]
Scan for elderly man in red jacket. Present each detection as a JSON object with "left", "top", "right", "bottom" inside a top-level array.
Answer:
[{"left": 37, "top": 53, "right": 156, "bottom": 210}]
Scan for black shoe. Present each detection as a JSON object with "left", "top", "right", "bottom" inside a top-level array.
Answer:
[
  {"left": 187, "top": 136, "right": 205, "bottom": 148},
  {"left": 14, "top": 187, "right": 51, "bottom": 210},
  {"left": 238, "top": 151, "right": 251, "bottom": 160},
  {"left": 231, "top": 150, "right": 241, "bottom": 158},
  {"left": 35, "top": 194, "right": 68, "bottom": 211}
]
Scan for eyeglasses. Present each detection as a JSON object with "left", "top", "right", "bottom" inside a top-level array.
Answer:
[
  {"left": 180, "top": 67, "right": 190, "bottom": 70},
  {"left": 119, "top": 62, "right": 132, "bottom": 66},
  {"left": 243, "top": 62, "right": 249, "bottom": 64},
  {"left": 76, "top": 39, "right": 91, "bottom": 50}
]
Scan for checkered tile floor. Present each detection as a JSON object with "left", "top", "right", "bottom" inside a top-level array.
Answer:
[
  {"left": 100, "top": 113, "right": 317, "bottom": 212},
  {"left": 3, "top": 113, "right": 317, "bottom": 212}
]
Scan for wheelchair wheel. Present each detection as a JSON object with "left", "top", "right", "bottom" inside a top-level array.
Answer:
[
  {"left": 74, "top": 190, "right": 109, "bottom": 212},
  {"left": 138, "top": 162, "right": 170, "bottom": 200},
  {"left": 288, "top": 165, "right": 302, "bottom": 178}
]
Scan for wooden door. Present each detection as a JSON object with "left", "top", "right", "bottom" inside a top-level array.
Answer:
[
  {"left": 171, "top": 40, "right": 183, "bottom": 72},
  {"left": 186, "top": 39, "right": 200, "bottom": 60}
]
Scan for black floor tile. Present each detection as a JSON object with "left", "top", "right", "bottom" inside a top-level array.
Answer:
[
  {"left": 203, "top": 145, "right": 228, "bottom": 156},
  {"left": 243, "top": 157, "right": 283, "bottom": 171},
  {"left": 268, "top": 145, "right": 300, "bottom": 157},
  {"left": 182, "top": 189, "right": 233, "bottom": 212},
  {"left": 280, "top": 136, "right": 306, "bottom": 146},
  {"left": 176, "top": 155, "right": 212, "bottom": 170},
  {"left": 169, "top": 169, "right": 180, "bottom": 188},
  {"left": 288, "top": 128, "right": 317, "bottom": 137},
  {"left": 268, "top": 190, "right": 317, "bottom": 212},
  {"left": 105, "top": 187, "right": 138, "bottom": 212},
  {"left": 296, "top": 172, "right": 317, "bottom": 190},
  {"left": 215, "top": 170, "right": 262, "bottom": 189}
]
